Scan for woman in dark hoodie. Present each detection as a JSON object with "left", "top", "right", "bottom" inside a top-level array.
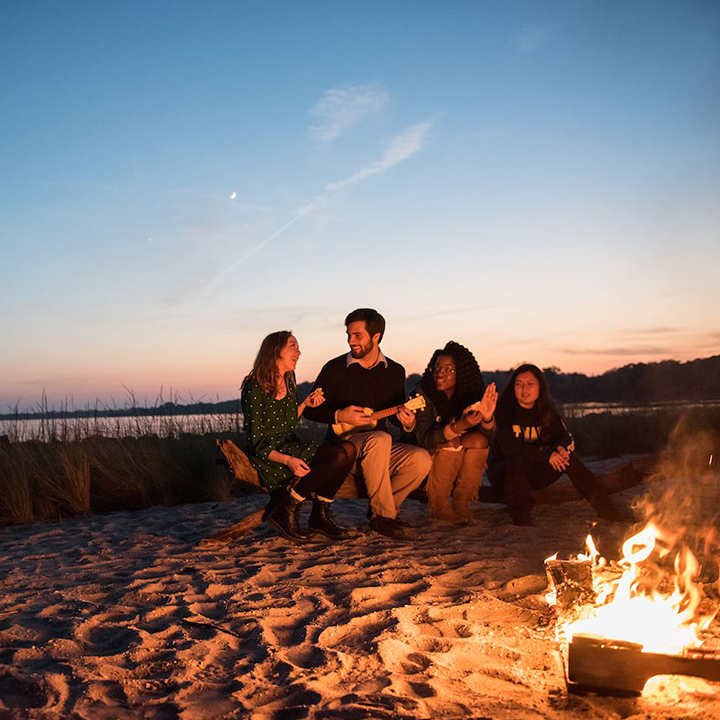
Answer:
[{"left": 487, "top": 363, "right": 633, "bottom": 526}]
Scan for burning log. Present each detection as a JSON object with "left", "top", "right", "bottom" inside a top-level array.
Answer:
[
  {"left": 545, "top": 558, "right": 595, "bottom": 618},
  {"left": 565, "top": 633, "right": 720, "bottom": 696}
]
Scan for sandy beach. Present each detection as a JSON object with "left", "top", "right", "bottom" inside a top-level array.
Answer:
[{"left": 1, "top": 462, "right": 719, "bottom": 720}]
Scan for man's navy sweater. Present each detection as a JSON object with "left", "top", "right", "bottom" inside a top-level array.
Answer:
[{"left": 303, "top": 353, "right": 407, "bottom": 433}]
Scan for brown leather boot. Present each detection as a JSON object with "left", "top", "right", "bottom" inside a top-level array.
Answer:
[
  {"left": 427, "top": 449, "right": 464, "bottom": 523},
  {"left": 453, "top": 448, "right": 489, "bottom": 522}
]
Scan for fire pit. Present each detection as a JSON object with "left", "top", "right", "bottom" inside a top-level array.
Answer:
[{"left": 545, "top": 521, "right": 720, "bottom": 697}]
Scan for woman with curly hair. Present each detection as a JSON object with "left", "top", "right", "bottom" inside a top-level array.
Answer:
[
  {"left": 487, "top": 363, "right": 633, "bottom": 526},
  {"left": 241, "top": 331, "right": 356, "bottom": 543},
  {"left": 410, "top": 341, "right": 497, "bottom": 523}
]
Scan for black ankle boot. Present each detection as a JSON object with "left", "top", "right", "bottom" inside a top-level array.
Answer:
[
  {"left": 308, "top": 498, "right": 350, "bottom": 540},
  {"left": 267, "top": 491, "right": 310, "bottom": 543}
]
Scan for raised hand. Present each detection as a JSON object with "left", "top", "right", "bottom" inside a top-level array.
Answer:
[{"left": 477, "top": 382, "right": 498, "bottom": 422}]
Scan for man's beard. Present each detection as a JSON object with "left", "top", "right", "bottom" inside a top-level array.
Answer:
[{"left": 350, "top": 340, "right": 373, "bottom": 359}]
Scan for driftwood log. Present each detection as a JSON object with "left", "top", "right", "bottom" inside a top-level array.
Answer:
[{"left": 198, "top": 440, "right": 656, "bottom": 547}]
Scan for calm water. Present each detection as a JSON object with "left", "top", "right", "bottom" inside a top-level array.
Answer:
[
  {"left": 560, "top": 400, "right": 720, "bottom": 418},
  {"left": 0, "top": 412, "right": 242, "bottom": 442},
  {"left": 2, "top": 400, "right": 719, "bottom": 442}
]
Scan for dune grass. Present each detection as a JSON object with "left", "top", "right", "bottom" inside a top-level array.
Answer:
[
  {"left": 565, "top": 405, "right": 720, "bottom": 459},
  {"left": 0, "top": 432, "right": 241, "bottom": 526},
  {"left": 0, "top": 402, "right": 718, "bottom": 527}
]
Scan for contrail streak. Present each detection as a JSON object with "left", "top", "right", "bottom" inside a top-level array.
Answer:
[{"left": 210, "top": 201, "right": 317, "bottom": 288}]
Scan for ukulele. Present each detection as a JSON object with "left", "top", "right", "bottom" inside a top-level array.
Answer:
[{"left": 331, "top": 395, "right": 427, "bottom": 439}]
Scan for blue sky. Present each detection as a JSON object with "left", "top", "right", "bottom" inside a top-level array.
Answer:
[{"left": 1, "top": 0, "right": 719, "bottom": 408}]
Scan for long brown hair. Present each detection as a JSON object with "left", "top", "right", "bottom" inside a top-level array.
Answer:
[{"left": 242, "top": 330, "right": 293, "bottom": 396}]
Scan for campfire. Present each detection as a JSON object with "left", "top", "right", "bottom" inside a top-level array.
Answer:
[{"left": 545, "top": 519, "right": 720, "bottom": 696}]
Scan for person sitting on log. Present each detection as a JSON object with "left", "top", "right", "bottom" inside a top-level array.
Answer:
[
  {"left": 302, "top": 308, "right": 432, "bottom": 540},
  {"left": 241, "top": 331, "right": 356, "bottom": 543},
  {"left": 407, "top": 341, "right": 497, "bottom": 523},
  {"left": 486, "top": 363, "right": 635, "bottom": 526}
]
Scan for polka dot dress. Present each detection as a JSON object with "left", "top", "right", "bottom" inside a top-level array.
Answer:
[{"left": 241, "top": 373, "right": 318, "bottom": 492}]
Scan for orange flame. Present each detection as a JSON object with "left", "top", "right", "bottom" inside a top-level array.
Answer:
[{"left": 558, "top": 522, "right": 715, "bottom": 655}]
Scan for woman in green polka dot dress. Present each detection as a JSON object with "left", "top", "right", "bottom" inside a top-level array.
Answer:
[{"left": 241, "top": 331, "right": 356, "bottom": 543}]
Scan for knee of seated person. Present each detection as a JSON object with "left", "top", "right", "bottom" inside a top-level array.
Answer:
[
  {"left": 463, "top": 432, "right": 489, "bottom": 449},
  {"left": 362, "top": 430, "right": 392, "bottom": 449},
  {"left": 413, "top": 447, "right": 433, "bottom": 473},
  {"left": 339, "top": 440, "right": 357, "bottom": 464}
]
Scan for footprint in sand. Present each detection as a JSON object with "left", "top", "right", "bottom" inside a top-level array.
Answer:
[
  {"left": 0, "top": 672, "right": 60, "bottom": 710},
  {"left": 408, "top": 680, "right": 436, "bottom": 698},
  {"left": 75, "top": 622, "right": 141, "bottom": 657},
  {"left": 414, "top": 637, "right": 453, "bottom": 654},
  {"left": 400, "top": 651, "right": 432, "bottom": 674},
  {"left": 284, "top": 644, "right": 327, "bottom": 670}
]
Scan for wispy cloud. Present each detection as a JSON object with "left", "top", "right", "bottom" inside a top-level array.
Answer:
[
  {"left": 325, "top": 122, "right": 433, "bottom": 193},
  {"left": 309, "top": 84, "right": 389, "bottom": 142},
  {"left": 557, "top": 346, "right": 681, "bottom": 357},
  {"left": 201, "top": 120, "right": 433, "bottom": 294}
]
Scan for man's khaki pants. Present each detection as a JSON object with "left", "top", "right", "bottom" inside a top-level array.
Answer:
[{"left": 346, "top": 430, "right": 431, "bottom": 519}]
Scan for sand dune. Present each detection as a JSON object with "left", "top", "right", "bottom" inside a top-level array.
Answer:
[{"left": 1, "top": 466, "right": 719, "bottom": 719}]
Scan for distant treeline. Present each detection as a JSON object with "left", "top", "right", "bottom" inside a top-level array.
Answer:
[
  {"left": 350, "top": 354, "right": 720, "bottom": 404},
  {"left": 481, "top": 354, "right": 720, "bottom": 404},
  {"left": 3, "top": 355, "right": 719, "bottom": 421}
]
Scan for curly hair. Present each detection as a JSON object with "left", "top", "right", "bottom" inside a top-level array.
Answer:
[
  {"left": 495, "top": 363, "right": 560, "bottom": 440},
  {"left": 241, "top": 330, "right": 293, "bottom": 397},
  {"left": 419, "top": 341, "right": 486, "bottom": 422}
]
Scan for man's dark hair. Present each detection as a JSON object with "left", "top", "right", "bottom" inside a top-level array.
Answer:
[{"left": 344, "top": 308, "right": 386, "bottom": 342}]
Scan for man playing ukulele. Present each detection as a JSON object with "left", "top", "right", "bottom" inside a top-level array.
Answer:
[{"left": 303, "top": 309, "right": 432, "bottom": 539}]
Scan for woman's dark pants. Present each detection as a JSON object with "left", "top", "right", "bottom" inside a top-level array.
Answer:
[
  {"left": 488, "top": 454, "right": 602, "bottom": 520},
  {"left": 294, "top": 440, "right": 357, "bottom": 499}
]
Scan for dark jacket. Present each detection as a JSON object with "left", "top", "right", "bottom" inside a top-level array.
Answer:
[
  {"left": 409, "top": 387, "right": 494, "bottom": 452},
  {"left": 489, "top": 404, "right": 574, "bottom": 468}
]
